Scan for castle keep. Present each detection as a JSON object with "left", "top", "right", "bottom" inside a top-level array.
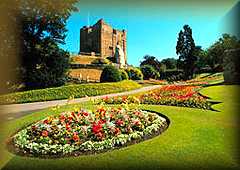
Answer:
[
  {"left": 69, "top": 19, "right": 127, "bottom": 82},
  {"left": 79, "top": 19, "right": 127, "bottom": 65}
]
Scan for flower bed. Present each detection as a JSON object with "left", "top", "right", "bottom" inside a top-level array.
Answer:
[
  {"left": 10, "top": 107, "right": 168, "bottom": 157},
  {"left": 99, "top": 85, "right": 211, "bottom": 109}
]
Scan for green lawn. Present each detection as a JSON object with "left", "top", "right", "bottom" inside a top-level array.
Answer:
[
  {"left": 0, "top": 80, "right": 141, "bottom": 104},
  {"left": 0, "top": 85, "right": 239, "bottom": 170}
]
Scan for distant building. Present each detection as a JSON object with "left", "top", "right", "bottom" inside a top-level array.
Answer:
[
  {"left": 79, "top": 19, "right": 127, "bottom": 66},
  {"left": 69, "top": 19, "right": 128, "bottom": 82}
]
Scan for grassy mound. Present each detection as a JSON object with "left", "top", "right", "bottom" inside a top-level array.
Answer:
[{"left": 0, "top": 80, "right": 141, "bottom": 104}]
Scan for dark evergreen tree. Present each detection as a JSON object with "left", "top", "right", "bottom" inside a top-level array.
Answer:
[{"left": 176, "top": 25, "right": 196, "bottom": 79}]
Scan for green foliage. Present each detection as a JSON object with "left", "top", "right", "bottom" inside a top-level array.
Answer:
[
  {"left": 140, "top": 65, "right": 160, "bottom": 80},
  {"left": 15, "top": 0, "right": 79, "bottom": 90},
  {"left": 119, "top": 69, "right": 129, "bottom": 80},
  {"left": 24, "top": 39, "right": 70, "bottom": 89},
  {"left": 161, "top": 58, "right": 177, "bottom": 70},
  {"left": 223, "top": 49, "right": 240, "bottom": 84},
  {"left": 176, "top": 25, "right": 196, "bottom": 79},
  {"left": 206, "top": 33, "right": 240, "bottom": 70},
  {"left": 100, "top": 65, "right": 122, "bottom": 82},
  {"left": 0, "top": 80, "right": 141, "bottom": 104},
  {"left": 140, "top": 55, "right": 164, "bottom": 73},
  {"left": 125, "top": 67, "right": 143, "bottom": 80},
  {"left": 91, "top": 58, "right": 110, "bottom": 65}
]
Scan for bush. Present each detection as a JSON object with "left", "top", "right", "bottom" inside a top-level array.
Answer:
[
  {"left": 91, "top": 58, "right": 110, "bottom": 65},
  {"left": 140, "top": 65, "right": 160, "bottom": 80},
  {"left": 100, "top": 65, "right": 122, "bottom": 82},
  {"left": 0, "top": 80, "right": 142, "bottom": 104},
  {"left": 125, "top": 67, "right": 143, "bottom": 80},
  {"left": 119, "top": 70, "right": 129, "bottom": 80}
]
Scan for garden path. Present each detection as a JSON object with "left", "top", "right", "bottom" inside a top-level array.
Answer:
[{"left": 1, "top": 85, "right": 162, "bottom": 121}]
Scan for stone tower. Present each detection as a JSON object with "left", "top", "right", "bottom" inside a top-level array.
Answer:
[{"left": 80, "top": 19, "right": 127, "bottom": 65}]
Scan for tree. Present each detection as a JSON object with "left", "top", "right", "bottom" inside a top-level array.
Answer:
[
  {"left": 161, "top": 58, "right": 177, "bottom": 70},
  {"left": 140, "top": 55, "right": 164, "bottom": 73},
  {"left": 140, "top": 65, "right": 160, "bottom": 80},
  {"left": 193, "top": 46, "right": 208, "bottom": 72},
  {"left": 176, "top": 25, "right": 196, "bottom": 79},
  {"left": 1, "top": 0, "right": 79, "bottom": 90},
  {"left": 206, "top": 33, "right": 240, "bottom": 70}
]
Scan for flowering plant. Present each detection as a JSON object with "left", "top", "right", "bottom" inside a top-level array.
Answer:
[
  {"left": 99, "top": 85, "right": 211, "bottom": 109},
  {"left": 12, "top": 106, "right": 168, "bottom": 156}
]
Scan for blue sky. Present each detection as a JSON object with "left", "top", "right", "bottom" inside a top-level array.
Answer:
[{"left": 60, "top": 0, "right": 238, "bottom": 66}]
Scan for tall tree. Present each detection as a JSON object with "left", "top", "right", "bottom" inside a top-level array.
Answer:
[
  {"left": 176, "top": 25, "right": 196, "bottom": 79},
  {"left": 1, "top": 0, "right": 79, "bottom": 90}
]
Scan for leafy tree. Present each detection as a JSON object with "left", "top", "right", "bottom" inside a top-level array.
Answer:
[
  {"left": 161, "top": 58, "right": 177, "bottom": 70},
  {"left": 140, "top": 65, "right": 160, "bottom": 80},
  {"left": 176, "top": 25, "right": 196, "bottom": 79},
  {"left": 1, "top": 0, "right": 79, "bottom": 90},
  {"left": 207, "top": 33, "right": 240, "bottom": 70},
  {"left": 140, "top": 55, "right": 163, "bottom": 73},
  {"left": 193, "top": 46, "right": 208, "bottom": 71}
]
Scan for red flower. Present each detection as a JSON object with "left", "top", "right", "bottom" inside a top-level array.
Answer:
[
  {"left": 60, "top": 114, "right": 66, "bottom": 122},
  {"left": 114, "top": 128, "right": 121, "bottom": 135},
  {"left": 43, "top": 119, "right": 49, "bottom": 124},
  {"left": 83, "top": 111, "right": 89, "bottom": 116},
  {"left": 98, "top": 119, "right": 106, "bottom": 124},
  {"left": 92, "top": 122, "right": 102, "bottom": 134},
  {"left": 95, "top": 132, "right": 104, "bottom": 140},
  {"left": 65, "top": 123, "right": 71, "bottom": 131},
  {"left": 42, "top": 130, "right": 48, "bottom": 137},
  {"left": 116, "top": 119, "right": 124, "bottom": 126},
  {"left": 72, "top": 132, "right": 80, "bottom": 142}
]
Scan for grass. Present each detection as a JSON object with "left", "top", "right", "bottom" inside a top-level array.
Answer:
[
  {"left": 0, "top": 85, "right": 239, "bottom": 170},
  {"left": 0, "top": 80, "right": 141, "bottom": 104}
]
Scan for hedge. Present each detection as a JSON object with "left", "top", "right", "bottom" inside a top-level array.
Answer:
[{"left": 0, "top": 80, "right": 142, "bottom": 104}]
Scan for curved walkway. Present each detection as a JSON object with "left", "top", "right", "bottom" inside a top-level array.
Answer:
[{"left": 1, "top": 85, "right": 162, "bottom": 121}]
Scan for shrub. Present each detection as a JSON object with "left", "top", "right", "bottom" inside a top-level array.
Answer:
[
  {"left": 125, "top": 67, "right": 143, "bottom": 80},
  {"left": 119, "top": 70, "right": 129, "bottom": 80},
  {"left": 140, "top": 65, "right": 160, "bottom": 80},
  {"left": 100, "top": 65, "right": 122, "bottom": 82}
]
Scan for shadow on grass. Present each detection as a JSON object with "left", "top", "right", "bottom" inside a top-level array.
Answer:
[{"left": 2, "top": 156, "right": 238, "bottom": 170}]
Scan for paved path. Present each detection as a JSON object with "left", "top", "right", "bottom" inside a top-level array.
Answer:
[{"left": 1, "top": 85, "right": 162, "bottom": 121}]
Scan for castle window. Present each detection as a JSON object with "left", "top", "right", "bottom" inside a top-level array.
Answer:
[{"left": 109, "top": 46, "right": 113, "bottom": 50}]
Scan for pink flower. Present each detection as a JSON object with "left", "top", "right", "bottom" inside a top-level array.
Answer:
[
  {"left": 42, "top": 130, "right": 48, "bottom": 137},
  {"left": 116, "top": 119, "right": 124, "bottom": 126}
]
